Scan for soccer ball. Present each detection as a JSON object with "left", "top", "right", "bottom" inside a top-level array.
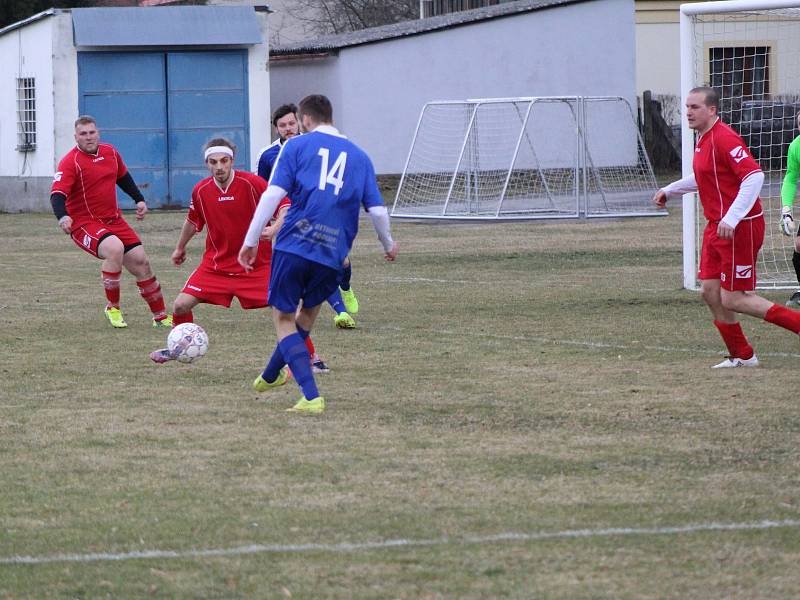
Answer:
[{"left": 167, "top": 323, "right": 209, "bottom": 364}]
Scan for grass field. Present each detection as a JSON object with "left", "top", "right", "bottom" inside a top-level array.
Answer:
[{"left": 1, "top": 205, "right": 800, "bottom": 598}]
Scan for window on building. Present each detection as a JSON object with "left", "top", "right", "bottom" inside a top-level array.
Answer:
[
  {"left": 708, "top": 46, "right": 770, "bottom": 101},
  {"left": 16, "top": 77, "right": 36, "bottom": 152}
]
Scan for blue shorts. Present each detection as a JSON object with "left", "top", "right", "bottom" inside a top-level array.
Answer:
[{"left": 268, "top": 250, "right": 341, "bottom": 313}]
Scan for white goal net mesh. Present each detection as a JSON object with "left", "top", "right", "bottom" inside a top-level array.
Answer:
[
  {"left": 687, "top": 4, "right": 800, "bottom": 289},
  {"left": 391, "top": 97, "right": 661, "bottom": 220}
]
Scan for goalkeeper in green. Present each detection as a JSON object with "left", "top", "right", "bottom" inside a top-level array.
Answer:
[{"left": 780, "top": 114, "right": 800, "bottom": 307}]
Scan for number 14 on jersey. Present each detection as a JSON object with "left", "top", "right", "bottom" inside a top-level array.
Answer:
[{"left": 318, "top": 148, "right": 347, "bottom": 196}]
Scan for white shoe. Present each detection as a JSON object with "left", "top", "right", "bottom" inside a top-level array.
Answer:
[{"left": 711, "top": 355, "right": 759, "bottom": 368}]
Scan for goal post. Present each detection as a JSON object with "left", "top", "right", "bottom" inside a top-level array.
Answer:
[
  {"left": 680, "top": 0, "right": 800, "bottom": 290},
  {"left": 391, "top": 96, "right": 663, "bottom": 221}
]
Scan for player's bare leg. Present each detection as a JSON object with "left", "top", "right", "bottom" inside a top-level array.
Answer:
[
  {"left": 123, "top": 245, "right": 170, "bottom": 326},
  {"left": 172, "top": 292, "right": 200, "bottom": 326}
]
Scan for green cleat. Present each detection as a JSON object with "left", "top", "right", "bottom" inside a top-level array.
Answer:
[
  {"left": 340, "top": 287, "right": 359, "bottom": 314},
  {"left": 334, "top": 311, "right": 356, "bottom": 329},
  {"left": 152, "top": 315, "right": 173, "bottom": 328},
  {"left": 104, "top": 306, "right": 128, "bottom": 328},
  {"left": 253, "top": 367, "right": 289, "bottom": 392},
  {"left": 286, "top": 396, "right": 325, "bottom": 415}
]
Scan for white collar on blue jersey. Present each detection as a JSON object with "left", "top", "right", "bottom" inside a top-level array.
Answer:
[{"left": 311, "top": 124, "right": 347, "bottom": 139}]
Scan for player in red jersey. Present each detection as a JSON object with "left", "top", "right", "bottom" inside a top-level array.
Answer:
[
  {"left": 149, "top": 137, "right": 328, "bottom": 371},
  {"left": 50, "top": 115, "right": 171, "bottom": 329},
  {"left": 655, "top": 87, "right": 800, "bottom": 368}
]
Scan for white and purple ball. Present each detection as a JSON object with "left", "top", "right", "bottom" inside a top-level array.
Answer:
[{"left": 167, "top": 323, "right": 209, "bottom": 364}]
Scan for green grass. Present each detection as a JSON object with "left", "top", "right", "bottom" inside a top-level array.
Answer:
[{"left": 1, "top": 207, "right": 799, "bottom": 598}]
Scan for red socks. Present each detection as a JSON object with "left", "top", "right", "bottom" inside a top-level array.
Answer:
[
  {"left": 765, "top": 304, "right": 800, "bottom": 334},
  {"left": 305, "top": 336, "right": 316, "bottom": 356},
  {"left": 136, "top": 276, "right": 167, "bottom": 320},
  {"left": 173, "top": 311, "right": 193, "bottom": 326},
  {"left": 101, "top": 270, "right": 121, "bottom": 308},
  {"left": 713, "top": 320, "right": 754, "bottom": 360}
]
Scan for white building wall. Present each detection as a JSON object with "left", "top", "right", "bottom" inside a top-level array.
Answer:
[
  {"left": 0, "top": 16, "right": 55, "bottom": 178},
  {"left": 52, "top": 12, "right": 79, "bottom": 165},
  {"left": 248, "top": 9, "right": 271, "bottom": 171},
  {"left": 636, "top": 21, "right": 680, "bottom": 97},
  {"left": 270, "top": 0, "right": 637, "bottom": 174}
]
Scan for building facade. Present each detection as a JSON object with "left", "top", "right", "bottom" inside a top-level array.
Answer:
[
  {"left": 270, "top": 0, "right": 638, "bottom": 175},
  {"left": 0, "top": 5, "right": 270, "bottom": 212}
]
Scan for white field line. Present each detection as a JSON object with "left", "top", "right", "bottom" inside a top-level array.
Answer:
[
  {"left": 2, "top": 519, "right": 798, "bottom": 565},
  {"left": 376, "top": 325, "right": 800, "bottom": 359}
]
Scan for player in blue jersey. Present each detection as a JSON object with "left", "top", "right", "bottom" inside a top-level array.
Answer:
[
  {"left": 256, "top": 103, "right": 298, "bottom": 183},
  {"left": 239, "top": 94, "right": 398, "bottom": 414},
  {"left": 257, "top": 103, "right": 361, "bottom": 330}
]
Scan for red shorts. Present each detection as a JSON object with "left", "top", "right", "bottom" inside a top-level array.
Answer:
[
  {"left": 70, "top": 217, "right": 141, "bottom": 259},
  {"left": 698, "top": 217, "right": 764, "bottom": 291},
  {"left": 182, "top": 264, "right": 270, "bottom": 309}
]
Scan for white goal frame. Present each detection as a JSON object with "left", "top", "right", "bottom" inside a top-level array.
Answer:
[
  {"left": 391, "top": 96, "right": 663, "bottom": 221},
  {"left": 680, "top": 0, "right": 800, "bottom": 290}
]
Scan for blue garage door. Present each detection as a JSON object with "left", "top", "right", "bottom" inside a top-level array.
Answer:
[{"left": 78, "top": 51, "right": 249, "bottom": 208}]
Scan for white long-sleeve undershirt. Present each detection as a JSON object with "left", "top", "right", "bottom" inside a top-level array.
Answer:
[
  {"left": 721, "top": 171, "right": 764, "bottom": 229},
  {"left": 660, "top": 171, "right": 764, "bottom": 228},
  {"left": 244, "top": 185, "right": 286, "bottom": 248},
  {"left": 660, "top": 173, "right": 697, "bottom": 197},
  {"left": 367, "top": 205, "right": 394, "bottom": 253}
]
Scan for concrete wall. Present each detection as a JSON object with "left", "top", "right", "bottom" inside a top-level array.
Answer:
[
  {"left": 0, "top": 13, "right": 75, "bottom": 212},
  {"left": 247, "top": 8, "right": 271, "bottom": 171},
  {"left": 270, "top": 0, "right": 637, "bottom": 174},
  {"left": 0, "top": 15, "right": 55, "bottom": 179},
  {"left": 1, "top": 9, "right": 271, "bottom": 212},
  {"left": 52, "top": 12, "right": 79, "bottom": 165},
  {"left": 636, "top": 21, "right": 679, "bottom": 98}
]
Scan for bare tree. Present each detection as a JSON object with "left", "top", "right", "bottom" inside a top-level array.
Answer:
[{"left": 283, "top": 0, "right": 419, "bottom": 37}]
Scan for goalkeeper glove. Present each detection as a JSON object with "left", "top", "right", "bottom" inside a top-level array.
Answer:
[{"left": 780, "top": 211, "right": 796, "bottom": 236}]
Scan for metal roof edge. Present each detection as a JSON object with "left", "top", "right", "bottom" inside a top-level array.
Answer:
[
  {"left": 269, "top": 0, "right": 592, "bottom": 56},
  {"left": 0, "top": 8, "right": 64, "bottom": 39}
]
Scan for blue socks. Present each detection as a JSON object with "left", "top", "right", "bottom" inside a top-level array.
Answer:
[
  {"left": 279, "top": 332, "right": 319, "bottom": 400},
  {"left": 327, "top": 288, "right": 346, "bottom": 313},
  {"left": 340, "top": 262, "right": 352, "bottom": 291},
  {"left": 261, "top": 345, "right": 286, "bottom": 384}
]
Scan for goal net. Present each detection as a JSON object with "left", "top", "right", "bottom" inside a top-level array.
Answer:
[
  {"left": 681, "top": 0, "right": 800, "bottom": 290},
  {"left": 391, "top": 96, "right": 662, "bottom": 220}
]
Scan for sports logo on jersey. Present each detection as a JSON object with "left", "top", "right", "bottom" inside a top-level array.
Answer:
[
  {"left": 53, "top": 171, "right": 63, "bottom": 182},
  {"left": 729, "top": 146, "right": 747, "bottom": 164},
  {"left": 83, "top": 234, "right": 92, "bottom": 248},
  {"left": 93, "top": 156, "right": 105, "bottom": 163},
  {"left": 187, "top": 284, "right": 202, "bottom": 292},
  {"left": 295, "top": 218, "right": 313, "bottom": 235},
  {"left": 735, "top": 264, "right": 753, "bottom": 279},
  {"left": 218, "top": 196, "right": 234, "bottom": 202}
]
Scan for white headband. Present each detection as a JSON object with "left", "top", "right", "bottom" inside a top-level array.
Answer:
[{"left": 204, "top": 146, "right": 234, "bottom": 160}]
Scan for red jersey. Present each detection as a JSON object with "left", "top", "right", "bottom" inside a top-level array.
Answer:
[
  {"left": 51, "top": 143, "right": 127, "bottom": 222},
  {"left": 693, "top": 118, "right": 763, "bottom": 223},
  {"left": 188, "top": 171, "right": 289, "bottom": 275}
]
